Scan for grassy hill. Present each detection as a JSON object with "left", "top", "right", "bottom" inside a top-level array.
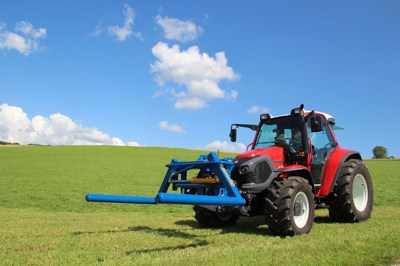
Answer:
[{"left": 0, "top": 146, "right": 399, "bottom": 265}]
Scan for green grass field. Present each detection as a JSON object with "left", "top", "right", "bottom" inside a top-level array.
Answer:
[{"left": 1, "top": 146, "right": 399, "bottom": 265}]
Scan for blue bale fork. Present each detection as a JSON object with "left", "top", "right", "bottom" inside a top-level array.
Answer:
[{"left": 86, "top": 152, "right": 246, "bottom": 207}]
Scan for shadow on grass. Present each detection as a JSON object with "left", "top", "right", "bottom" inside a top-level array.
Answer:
[
  {"left": 73, "top": 226, "right": 212, "bottom": 254},
  {"left": 125, "top": 240, "right": 209, "bottom": 255},
  {"left": 175, "top": 216, "right": 273, "bottom": 236},
  {"left": 74, "top": 214, "right": 334, "bottom": 255},
  {"left": 314, "top": 215, "right": 334, "bottom": 224},
  {"left": 175, "top": 212, "right": 337, "bottom": 236},
  {"left": 125, "top": 226, "right": 209, "bottom": 255},
  {"left": 125, "top": 217, "right": 275, "bottom": 255},
  {"left": 73, "top": 228, "right": 133, "bottom": 236}
]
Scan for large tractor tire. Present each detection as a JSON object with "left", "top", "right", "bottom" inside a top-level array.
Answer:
[
  {"left": 265, "top": 176, "right": 315, "bottom": 236},
  {"left": 329, "top": 159, "right": 373, "bottom": 222},
  {"left": 193, "top": 206, "right": 238, "bottom": 227}
]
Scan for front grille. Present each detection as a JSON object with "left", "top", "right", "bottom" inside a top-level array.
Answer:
[
  {"left": 253, "top": 161, "right": 271, "bottom": 183},
  {"left": 231, "top": 156, "right": 273, "bottom": 188}
]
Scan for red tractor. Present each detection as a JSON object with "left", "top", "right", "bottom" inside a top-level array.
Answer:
[
  {"left": 87, "top": 105, "right": 373, "bottom": 236},
  {"left": 197, "top": 104, "right": 372, "bottom": 235}
]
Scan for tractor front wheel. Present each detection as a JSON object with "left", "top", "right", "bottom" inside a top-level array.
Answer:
[
  {"left": 329, "top": 159, "right": 373, "bottom": 222},
  {"left": 193, "top": 206, "right": 238, "bottom": 227},
  {"left": 265, "top": 176, "right": 315, "bottom": 236}
]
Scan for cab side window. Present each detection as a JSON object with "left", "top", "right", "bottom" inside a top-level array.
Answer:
[{"left": 308, "top": 117, "right": 335, "bottom": 162}]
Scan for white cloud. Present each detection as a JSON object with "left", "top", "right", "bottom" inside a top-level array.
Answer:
[
  {"left": 127, "top": 141, "right": 140, "bottom": 146},
  {"left": 248, "top": 105, "right": 270, "bottom": 114},
  {"left": 0, "top": 21, "right": 46, "bottom": 55},
  {"left": 0, "top": 103, "right": 139, "bottom": 146},
  {"left": 91, "top": 21, "right": 103, "bottom": 37},
  {"left": 92, "top": 4, "right": 143, "bottom": 42},
  {"left": 158, "top": 120, "right": 185, "bottom": 133},
  {"left": 199, "top": 140, "right": 246, "bottom": 153},
  {"left": 155, "top": 15, "right": 203, "bottom": 42},
  {"left": 151, "top": 42, "right": 239, "bottom": 110}
]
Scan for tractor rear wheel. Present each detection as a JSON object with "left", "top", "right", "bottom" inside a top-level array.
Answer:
[
  {"left": 265, "top": 176, "right": 315, "bottom": 236},
  {"left": 193, "top": 206, "right": 238, "bottom": 227},
  {"left": 329, "top": 159, "right": 373, "bottom": 222}
]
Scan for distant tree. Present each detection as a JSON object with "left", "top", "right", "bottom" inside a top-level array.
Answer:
[
  {"left": 372, "top": 146, "right": 387, "bottom": 159},
  {"left": 0, "top": 141, "right": 20, "bottom": 145}
]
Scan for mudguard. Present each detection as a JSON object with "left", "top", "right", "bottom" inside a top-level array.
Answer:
[
  {"left": 317, "top": 146, "right": 362, "bottom": 197},
  {"left": 276, "top": 165, "right": 314, "bottom": 193}
]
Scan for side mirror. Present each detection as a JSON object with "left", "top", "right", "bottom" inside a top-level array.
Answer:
[
  {"left": 229, "top": 128, "right": 237, "bottom": 142},
  {"left": 310, "top": 116, "right": 323, "bottom": 132}
]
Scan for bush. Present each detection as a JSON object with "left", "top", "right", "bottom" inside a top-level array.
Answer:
[{"left": 373, "top": 146, "right": 388, "bottom": 159}]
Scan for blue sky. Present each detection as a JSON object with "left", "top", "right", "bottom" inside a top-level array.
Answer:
[{"left": 1, "top": 1, "right": 399, "bottom": 158}]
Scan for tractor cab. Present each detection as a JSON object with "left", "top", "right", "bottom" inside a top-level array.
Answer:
[
  {"left": 253, "top": 106, "right": 311, "bottom": 167},
  {"left": 230, "top": 105, "right": 338, "bottom": 186}
]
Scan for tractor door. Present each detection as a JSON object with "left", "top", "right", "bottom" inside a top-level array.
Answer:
[{"left": 307, "top": 116, "right": 336, "bottom": 184}]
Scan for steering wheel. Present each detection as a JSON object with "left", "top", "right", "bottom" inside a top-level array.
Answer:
[{"left": 288, "top": 144, "right": 297, "bottom": 154}]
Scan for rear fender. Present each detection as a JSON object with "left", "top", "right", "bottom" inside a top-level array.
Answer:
[{"left": 317, "top": 147, "right": 362, "bottom": 197}]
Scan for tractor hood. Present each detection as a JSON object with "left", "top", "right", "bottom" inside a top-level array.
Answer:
[{"left": 236, "top": 146, "right": 285, "bottom": 168}]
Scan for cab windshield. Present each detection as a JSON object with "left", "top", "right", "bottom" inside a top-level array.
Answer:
[{"left": 254, "top": 116, "right": 304, "bottom": 151}]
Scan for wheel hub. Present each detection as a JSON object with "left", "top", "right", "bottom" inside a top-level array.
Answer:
[{"left": 294, "top": 202, "right": 302, "bottom": 216}]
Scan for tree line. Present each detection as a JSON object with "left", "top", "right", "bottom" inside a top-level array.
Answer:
[{"left": 0, "top": 141, "right": 20, "bottom": 145}]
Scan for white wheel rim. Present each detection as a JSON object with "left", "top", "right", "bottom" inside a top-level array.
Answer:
[
  {"left": 352, "top": 174, "right": 368, "bottom": 212},
  {"left": 293, "top": 191, "right": 309, "bottom": 228}
]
